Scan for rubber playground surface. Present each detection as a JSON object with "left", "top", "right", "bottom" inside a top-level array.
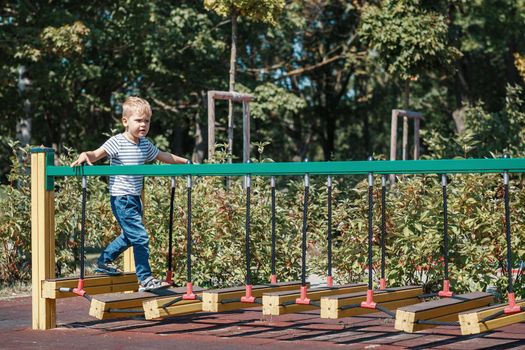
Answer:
[{"left": 2, "top": 295, "right": 525, "bottom": 350}]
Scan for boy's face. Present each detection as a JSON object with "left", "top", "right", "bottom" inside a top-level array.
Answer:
[{"left": 123, "top": 112, "right": 151, "bottom": 140}]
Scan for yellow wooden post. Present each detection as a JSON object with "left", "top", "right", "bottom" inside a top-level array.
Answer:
[
  {"left": 31, "top": 148, "right": 56, "bottom": 330},
  {"left": 123, "top": 247, "right": 135, "bottom": 272}
]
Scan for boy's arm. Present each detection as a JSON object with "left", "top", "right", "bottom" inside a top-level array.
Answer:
[
  {"left": 70, "top": 147, "right": 108, "bottom": 167},
  {"left": 156, "top": 151, "right": 188, "bottom": 164}
]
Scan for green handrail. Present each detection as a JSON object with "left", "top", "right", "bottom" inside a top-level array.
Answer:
[{"left": 32, "top": 148, "right": 525, "bottom": 191}]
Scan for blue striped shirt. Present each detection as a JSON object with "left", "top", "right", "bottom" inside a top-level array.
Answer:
[{"left": 101, "top": 134, "right": 160, "bottom": 196}]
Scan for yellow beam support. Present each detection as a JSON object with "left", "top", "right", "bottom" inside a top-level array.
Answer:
[
  {"left": 31, "top": 150, "right": 56, "bottom": 330},
  {"left": 320, "top": 286, "right": 423, "bottom": 319},
  {"left": 262, "top": 283, "right": 367, "bottom": 316},
  {"left": 459, "top": 299, "right": 525, "bottom": 335},
  {"left": 42, "top": 273, "right": 138, "bottom": 299},
  {"left": 143, "top": 299, "right": 202, "bottom": 320},
  {"left": 143, "top": 293, "right": 204, "bottom": 320},
  {"left": 202, "top": 281, "right": 305, "bottom": 312},
  {"left": 394, "top": 292, "right": 494, "bottom": 333}
]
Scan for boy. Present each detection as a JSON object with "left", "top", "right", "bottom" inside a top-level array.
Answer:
[{"left": 71, "top": 96, "right": 187, "bottom": 291}]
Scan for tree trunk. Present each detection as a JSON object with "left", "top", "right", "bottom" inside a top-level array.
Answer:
[
  {"left": 404, "top": 79, "right": 410, "bottom": 109},
  {"left": 16, "top": 65, "right": 32, "bottom": 147},
  {"left": 402, "top": 80, "right": 410, "bottom": 160},
  {"left": 227, "top": 10, "right": 237, "bottom": 164},
  {"left": 192, "top": 91, "right": 208, "bottom": 163}
]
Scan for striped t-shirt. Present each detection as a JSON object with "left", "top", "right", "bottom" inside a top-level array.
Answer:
[{"left": 101, "top": 133, "right": 160, "bottom": 196}]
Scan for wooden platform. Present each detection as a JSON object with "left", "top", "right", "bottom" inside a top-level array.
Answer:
[
  {"left": 42, "top": 273, "right": 138, "bottom": 299},
  {"left": 262, "top": 283, "right": 367, "bottom": 316},
  {"left": 202, "top": 281, "right": 305, "bottom": 312},
  {"left": 89, "top": 286, "right": 204, "bottom": 320},
  {"left": 320, "top": 285, "right": 423, "bottom": 319},
  {"left": 143, "top": 288, "right": 206, "bottom": 320},
  {"left": 459, "top": 299, "right": 525, "bottom": 335},
  {"left": 395, "top": 292, "right": 494, "bottom": 333}
]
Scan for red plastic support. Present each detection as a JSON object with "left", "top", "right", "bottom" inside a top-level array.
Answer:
[
  {"left": 327, "top": 276, "right": 333, "bottom": 288},
  {"left": 360, "top": 289, "right": 377, "bottom": 309},
  {"left": 295, "top": 286, "right": 311, "bottom": 304},
  {"left": 379, "top": 278, "right": 387, "bottom": 290},
  {"left": 270, "top": 274, "right": 277, "bottom": 284},
  {"left": 165, "top": 270, "right": 173, "bottom": 285},
  {"left": 72, "top": 279, "right": 86, "bottom": 297},
  {"left": 438, "top": 279, "right": 453, "bottom": 297},
  {"left": 240, "top": 285, "right": 255, "bottom": 303},
  {"left": 504, "top": 293, "right": 522, "bottom": 314},
  {"left": 182, "top": 281, "right": 196, "bottom": 300}
]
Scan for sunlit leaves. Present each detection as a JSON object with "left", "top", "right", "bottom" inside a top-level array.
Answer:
[{"left": 204, "top": 0, "right": 285, "bottom": 25}]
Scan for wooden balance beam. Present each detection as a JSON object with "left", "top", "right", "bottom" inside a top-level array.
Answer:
[
  {"left": 143, "top": 288, "right": 206, "bottom": 320},
  {"left": 262, "top": 283, "right": 367, "bottom": 316},
  {"left": 202, "top": 281, "right": 305, "bottom": 312},
  {"left": 42, "top": 273, "right": 138, "bottom": 299},
  {"left": 395, "top": 291, "right": 494, "bottom": 333},
  {"left": 89, "top": 286, "right": 204, "bottom": 320},
  {"left": 320, "top": 285, "right": 423, "bottom": 319},
  {"left": 459, "top": 299, "right": 525, "bottom": 335}
]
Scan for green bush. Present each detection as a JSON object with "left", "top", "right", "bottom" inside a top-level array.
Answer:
[{"left": 0, "top": 143, "right": 523, "bottom": 301}]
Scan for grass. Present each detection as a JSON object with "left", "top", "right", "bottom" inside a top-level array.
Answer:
[{"left": 0, "top": 281, "right": 31, "bottom": 300}]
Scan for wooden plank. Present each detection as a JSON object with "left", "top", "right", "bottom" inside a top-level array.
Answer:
[
  {"left": 88, "top": 286, "right": 204, "bottom": 320},
  {"left": 394, "top": 292, "right": 494, "bottom": 333},
  {"left": 262, "top": 283, "right": 367, "bottom": 316},
  {"left": 92, "top": 285, "right": 204, "bottom": 303},
  {"left": 459, "top": 299, "right": 525, "bottom": 335},
  {"left": 320, "top": 286, "right": 423, "bottom": 319},
  {"left": 202, "top": 281, "right": 305, "bottom": 312},
  {"left": 42, "top": 273, "right": 138, "bottom": 299}
]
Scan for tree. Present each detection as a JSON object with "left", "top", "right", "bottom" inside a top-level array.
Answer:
[
  {"left": 359, "top": 0, "right": 458, "bottom": 109},
  {"left": 204, "top": 0, "right": 284, "bottom": 162}
]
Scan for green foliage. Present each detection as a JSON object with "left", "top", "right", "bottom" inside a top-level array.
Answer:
[
  {"left": 204, "top": 0, "right": 285, "bottom": 24},
  {"left": 359, "top": 0, "right": 459, "bottom": 80},
  {"left": 239, "top": 82, "right": 307, "bottom": 160},
  {"left": 422, "top": 85, "right": 525, "bottom": 159}
]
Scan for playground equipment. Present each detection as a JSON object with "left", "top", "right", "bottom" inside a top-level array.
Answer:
[
  {"left": 89, "top": 169, "right": 205, "bottom": 321},
  {"left": 207, "top": 90, "right": 253, "bottom": 163},
  {"left": 394, "top": 174, "right": 492, "bottom": 332},
  {"left": 143, "top": 170, "right": 205, "bottom": 320},
  {"left": 262, "top": 169, "right": 367, "bottom": 317},
  {"left": 48, "top": 167, "right": 204, "bottom": 320},
  {"left": 320, "top": 173, "right": 423, "bottom": 319},
  {"left": 390, "top": 109, "right": 422, "bottom": 161},
  {"left": 201, "top": 164, "right": 304, "bottom": 313},
  {"left": 457, "top": 167, "right": 525, "bottom": 334},
  {"left": 31, "top": 148, "right": 525, "bottom": 331}
]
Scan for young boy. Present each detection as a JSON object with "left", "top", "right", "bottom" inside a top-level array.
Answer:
[{"left": 71, "top": 96, "right": 187, "bottom": 291}]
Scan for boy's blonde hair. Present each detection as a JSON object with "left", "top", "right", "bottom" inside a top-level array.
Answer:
[{"left": 122, "top": 96, "right": 152, "bottom": 119}]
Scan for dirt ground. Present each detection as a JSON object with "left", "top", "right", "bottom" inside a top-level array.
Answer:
[{"left": 1, "top": 295, "right": 525, "bottom": 350}]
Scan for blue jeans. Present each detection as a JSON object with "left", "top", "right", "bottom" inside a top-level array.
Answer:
[{"left": 98, "top": 195, "right": 151, "bottom": 282}]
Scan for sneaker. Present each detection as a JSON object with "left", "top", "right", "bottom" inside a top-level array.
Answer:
[
  {"left": 95, "top": 262, "right": 123, "bottom": 276},
  {"left": 139, "top": 276, "right": 170, "bottom": 292}
]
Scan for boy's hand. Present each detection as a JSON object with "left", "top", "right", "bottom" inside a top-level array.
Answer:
[
  {"left": 71, "top": 152, "right": 93, "bottom": 167},
  {"left": 70, "top": 147, "right": 107, "bottom": 167}
]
